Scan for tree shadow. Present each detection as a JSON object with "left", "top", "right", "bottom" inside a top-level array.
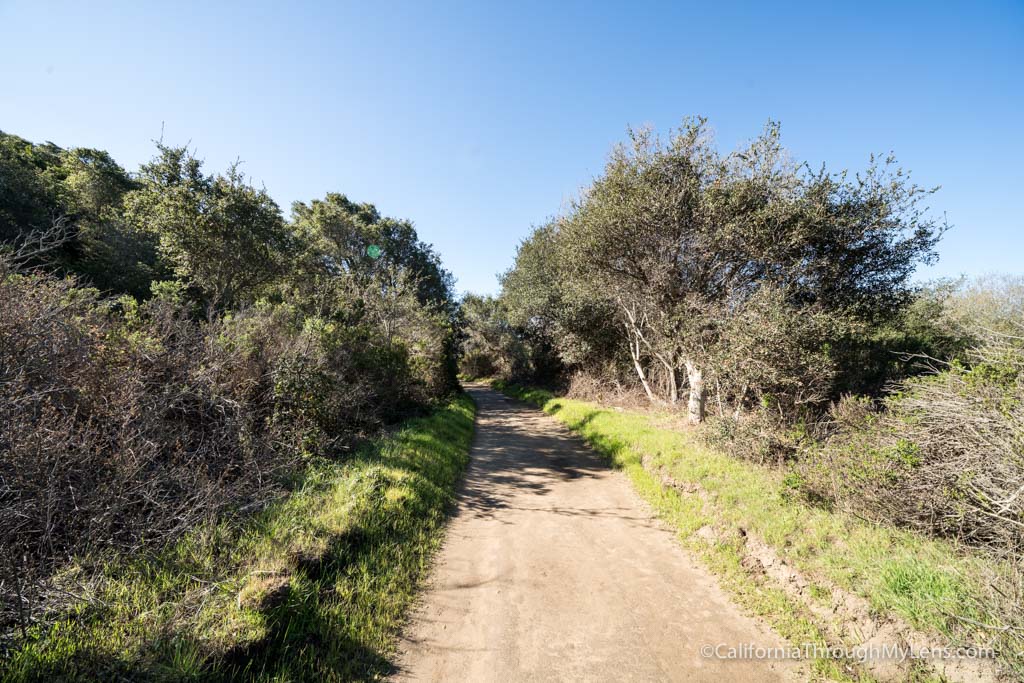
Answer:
[{"left": 453, "top": 388, "right": 655, "bottom": 533}]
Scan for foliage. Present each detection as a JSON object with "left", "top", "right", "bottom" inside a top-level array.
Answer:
[
  {"left": 0, "top": 130, "right": 162, "bottom": 297},
  {"left": 0, "top": 130, "right": 462, "bottom": 665},
  {"left": 124, "top": 144, "right": 296, "bottom": 308},
  {"left": 0, "top": 258, "right": 453, "bottom": 636},
  {"left": 946, "top": 274, "right": 1024, "bottom": 336},
  {"left": 798, "top": 331, "right": 1024, "bottom": 556},
  {"left": 0, "top": 132, "right": 63, "bottom": 246},
  {"left": 0, "top": 262, "right": 294, "bottom": 635},
  {"left": 496, "top": 118, "right": 944, "bottom": 421},
  {"left": 457, "top": 294, "right": 532, "bottom": 380},
  {"left": 499, "top": 221, "right": 618, "bottom": 376},
  {"left": 289, "top": 192, "right": 454, "bottom": 310},
  {"left": 288, "top": 192, "right": 459, "bottom": 394},
  {"left": 2, "top": 396, "right": 474, "bottom": 681}
]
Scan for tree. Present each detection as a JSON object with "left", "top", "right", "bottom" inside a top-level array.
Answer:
[
  {"left": 56, "top": 146, "right": 167, "bottom": 297},
  {"left": 0, "top": 132, "right": 166, "bottom": 296},
  {"left": 288, "top": 192, "right": 460, "bottom": 391},
  {"left": 290, "top": 193, "right": 454, "bottom": 309},
  {"left": 515, "top": 118, "right": 943, "bottom": 422},
  {"left": 458, "top": 294, "right": 531, "bottom": 379},
  {"left": 0, "top": 131, "right": 64, "bottom": 246},
  {"left": 56, "top": 147, "right": 136, "bottom": 219},
  {"left": 124, "top": 144, "right": 294, "bottom": 308},
  {"left": 500, "top": 221, "right": 618, "bottom": 381}
]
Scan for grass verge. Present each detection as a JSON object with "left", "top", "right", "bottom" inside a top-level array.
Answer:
[
  {"left": 492, "top": 380, "right": 1015, "bottom": 681},
  {"left": 2, "top": 394, "right": 476, "bottom": 682}
]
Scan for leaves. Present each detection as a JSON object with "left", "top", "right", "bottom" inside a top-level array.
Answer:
[{"left": 495, "top": 118, "right": 944, "bottom": 417}]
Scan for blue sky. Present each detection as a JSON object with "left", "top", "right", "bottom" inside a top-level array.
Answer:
[{"left": 2, "top": 1, "right": 1021, "bottom": 295}]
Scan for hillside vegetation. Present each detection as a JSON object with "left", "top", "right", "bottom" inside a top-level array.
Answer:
[
  {"left": 4, "top": 117, "right": 1022, "bottom": 680},
  {"left": 466, "top": 119, "right": 1024, "bottom": 678},
  {"left": 0, "top": 130, "right": 470, "bottom": 679}
]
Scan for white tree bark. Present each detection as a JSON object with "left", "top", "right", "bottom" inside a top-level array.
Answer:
[
  {"left": 626, "top": 323, "right": 660, "bottom": 404},
  {"left": 617, "top": 298, "right": 679, "bottom": 405},
  {"left": 685, "top": 360, "right": 705, "bottom": 424}
]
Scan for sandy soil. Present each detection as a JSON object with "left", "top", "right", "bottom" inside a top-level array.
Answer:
[{"left": 394, "top": 385, "right": 803, "bottom": 682}]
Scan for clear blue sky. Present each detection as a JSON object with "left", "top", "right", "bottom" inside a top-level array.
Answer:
[{"left": 2, "top": 1, "right": 1021, "bottom": 295}]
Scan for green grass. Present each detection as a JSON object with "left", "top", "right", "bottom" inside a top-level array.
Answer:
[
  {"left": 2, "top": 394, "right": 476, "bottom": 683},
  {"left": 493, "top": 380, "right": 1016, "bottom": 680}
]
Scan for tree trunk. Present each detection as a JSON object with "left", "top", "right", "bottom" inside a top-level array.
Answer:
[
  {"left": 685, "top": 360, "right": 705, "bottom": 424},
  {"left": 631, "top": 344, "right": 660, "bottom": 404},
  {"left": 633, "top": 356, "right": 659, "bottom": 404},
  {"left": 665, "top": 363, "right": 678, "bottom": 404},
  {"left": 626, "top": 323, "right": 659, "bottom": 403},
  {"left": 618, "top": 302, "right": 663, "bottom": 405},
  {"left": 733, "top": 384, "right": 747, "bottom": 419}
]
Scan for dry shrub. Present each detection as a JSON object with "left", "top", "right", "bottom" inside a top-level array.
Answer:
[
  {"left": 0, "top": 260, "right": 442, "bottom": 639},
  {"left": 700, "top": 409, "right": 809, "bottom": 465},
  {"left": 802, "top": 367, "right": 1024, "bottom": 667},
  {"left": 565, "top": 366, "right": 650, "bottom": 408},
  {"left": 0, "top": 267, "right": 301, "bottom": 633},
  {"left": 799, "top": 331, "right": 1024, "bottom": 557}
]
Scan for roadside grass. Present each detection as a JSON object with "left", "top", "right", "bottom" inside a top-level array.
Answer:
[
  {"left": 2, "top": 394, "right": 476, "bottom": 683},
  {"left": 492, "top": 380, "right": 1016, "bottom": 681}
]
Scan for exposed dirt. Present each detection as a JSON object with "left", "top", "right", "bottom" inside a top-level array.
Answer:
[
  {"left": 676, "top": 494, "right": 1002, "bottom": 683},
  {"left": 394, "top": 385, "right": 803, "bottom": 682},
  {"left": 644, "top": 438, "right": 1003, "bottom": 682}
]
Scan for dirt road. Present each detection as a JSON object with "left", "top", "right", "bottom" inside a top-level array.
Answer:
[{"left": 395, "top": 385, "right": 800, "bottom": 682}]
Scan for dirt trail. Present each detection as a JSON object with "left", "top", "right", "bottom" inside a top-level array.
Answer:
[{"left": 395, "top": 385, "right": 801, "bottom": 682}]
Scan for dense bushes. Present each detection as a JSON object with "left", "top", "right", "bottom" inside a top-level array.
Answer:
[
  {"left": 0, "top": 132, "right": 460, "bottom": 649},
  {"left": 797, "top": 332, "right": 1024, "bottom": 556},
  {"left": 1, "top": 265, "right": 288, "bottom": 632},
  {"left": 695, "top": 281, "right": 1024, "bottom": 558},
  {"left": 457, "top": 294, "right": 537, "bottom": 380},
  {"left": 699, "top": 276, "right": 1023, "bottom": 555},
  {"left": 0, "top": 262, "right": 454, "bottom": 637}
]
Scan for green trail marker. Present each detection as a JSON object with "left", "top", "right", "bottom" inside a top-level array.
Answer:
[{"left": 367, "top": 244, "right": 382, "bottom": 259}]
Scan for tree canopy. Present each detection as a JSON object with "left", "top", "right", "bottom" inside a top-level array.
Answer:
[{"left": 483, "top": 119, "right": 945, "bottom": 421}]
